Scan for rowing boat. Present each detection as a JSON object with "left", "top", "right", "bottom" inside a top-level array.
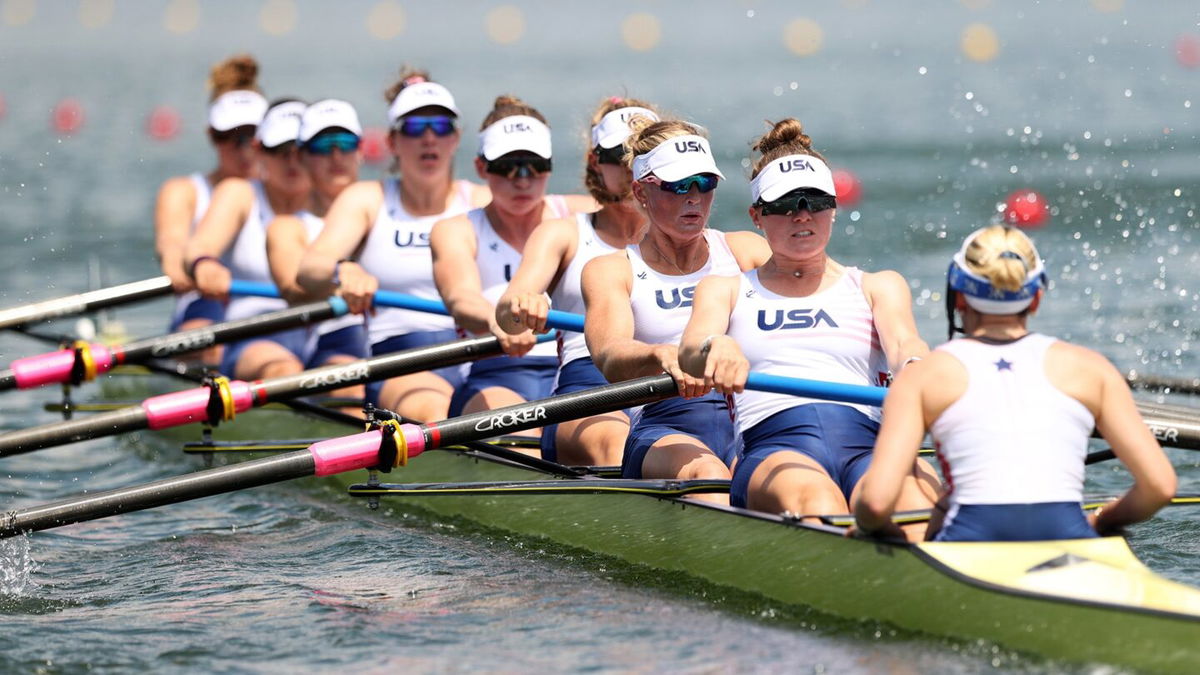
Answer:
[{"left": 105, "top": 377, "right": 1197, "bottom": 673}]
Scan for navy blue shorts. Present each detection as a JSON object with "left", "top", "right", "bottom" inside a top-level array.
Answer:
[
  {"left": 310, "top": 324, "right": 368, "bottom": 367},
  {"left": 171, "top": 295, "right": 225, "bottom": 331},
  {"left": 448, "top": 354, "right": 558, "bottom": 417},
  {"left": 621, "top": 392, "right": 737, "bottom": 479},
  {"left": 220, "top": 327, "right": 312, "bottom": 378},
  {"left": 935, "top": 502, "right": 1098, "bottom": 542},
  {"left": 732, "top": 403, "right": 879, "bottom": 508},
  {"left": 366, "top": 329, "right": 468, "bottom": 406},
  {"left": 540, "top": 356, "right": 611, "bottom": 462}
]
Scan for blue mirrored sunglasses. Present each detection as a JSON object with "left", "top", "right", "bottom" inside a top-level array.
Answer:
[
  {"left": 397, "top": 115, "right": 456, "bottom": 137},
  {"left": 304, "top": 131, "right": 361, "bottom": 155},
  {"left": 643, "top": 173, "right": 719, "bottom": 195}
]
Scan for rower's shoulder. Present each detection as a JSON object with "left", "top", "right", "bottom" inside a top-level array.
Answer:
[
  {"left": 336, "top": 179, "right": 385, "bottom": 206},
  {"left": 209, "top": 176, "right": 253, "bottom": 201},
  {"left": 722, "top": 229, "right": 771, "bottom": 268},
  {"left": 1046, "top": 339, "right": 1121, "bottom": 379},
  {"left": 583, "top": 249, "right": 632, "bottom": 278},
  {"left": 158, "top": 174, "right": 197, "bottom": 198}
]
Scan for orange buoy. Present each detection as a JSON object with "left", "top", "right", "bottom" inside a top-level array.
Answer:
[
  {"left": 147, "top": 105, "right": 182, "bottom": 141},
  {"left": 360, "top": 126, "right": 388, "bottom": 164},
  {"left": 1003, "top": 190, "right": 1049, "bottom": 228},
  {"left": 52, "top": 98, "right": 85, "bottom": 135},
  {"left": 1176, "top": 33, "right": 1200, "bottom": 69},
  {"left": 832, "top": 168, "right": 862, "bottom": 206}
]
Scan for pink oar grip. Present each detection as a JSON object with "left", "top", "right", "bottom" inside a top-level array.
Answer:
[
  {"left": 10, "top": 344, "right": 114, "bottom": 389},
  {"left": 309, "top": 425, "right": 426, "bottom": 477},
  {"left": 142, "top": 381, "right": 255, "bottom": 430}
]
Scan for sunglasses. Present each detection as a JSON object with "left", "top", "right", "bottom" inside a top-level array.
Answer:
[
  {"left": 594, "top": 145, "right": 625, "bottom": 166},
  {"left": 304, "top": 131, "right": 361, "bottom": 155},
  {"left": 213, "top": 128, "right": 256, "bottom": 148},
  {"left": 485, "top": 156, "right": 553, "bottom": 179},
  {"left": 396, "top": 115, "right": 456, "bottom": 138},
  {"left": 754, "top": 188, "right": 837, "bottom": 216},
  {"left": 641, "top": 174, "right": 719, "bottom": 195},
  {"left": 262, "top": 142, "right": 299, "bottom": 158}
]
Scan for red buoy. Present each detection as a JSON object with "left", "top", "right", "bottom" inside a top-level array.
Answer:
[
  {"left": 52, "top": 98, "right": 85, "bottom": 135},
  {"left": 832, "top": 169, "right": 862, "bottom": 206},
  {"left": 0, "top": 93, "right": 6, "bottom": 121},
  {"left": 147, "top": 105, "right": 182, "bottom": 141},
  {"left": 1176, "top": 33, "right": 1200, "bottom": 69},
  {"left": 360, "top": 127, "right": 388, "bottom": 164},
  {"left": 1003, "top": 190, "right": 1049, "bottom": 228}
]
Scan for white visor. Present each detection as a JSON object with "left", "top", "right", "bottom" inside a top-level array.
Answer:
[
  {"left": 750, "top": 154, "right": 836, "bottom": 203},
  {"left": 208, "top": 90, "right": 268, "bottom": 132},
  {"left": 631, "top": 134, "right": 724, "bottom": 182},
  {"left": 299, "top": 99, "right": 362, "bottom": 144},
  {"left": 591, "top": 106, "right": 659, "bottom": 149},
  {"left": 478, "top": 115, "right": 553, "bottom": 160},
  {"left": 387, "top": 82, "right": 460, "bottom": 125},
  {"left": 255, "top": 100, "right": 307, "bottom": 148}
]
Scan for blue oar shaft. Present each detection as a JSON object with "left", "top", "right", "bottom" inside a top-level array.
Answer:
[{"left": 227, "top": 280, "right": 889, "bottom": 405}]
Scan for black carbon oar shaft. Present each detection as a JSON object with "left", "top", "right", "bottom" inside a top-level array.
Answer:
[
  {"left": 0, "top": 408, "right": 149, "bottom": 452},
  {"left": 0, "top": 450, "right": 316, "bottom": 537},
  {"left": 0, "top": 276, "right": 173, "bottom": 330}
]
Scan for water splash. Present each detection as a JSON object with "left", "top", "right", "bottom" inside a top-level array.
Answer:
[{"left": 0, "top": 534, "right": 41, "bottom": 597}]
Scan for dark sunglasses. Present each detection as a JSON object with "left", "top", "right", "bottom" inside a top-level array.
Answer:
[
  {"left": 212, "top": 128, "right": 256, "bottom": 148},
  {"left": 642, "top": 174, "right": 719, "bottom": 195},
  {"left": 304, "top": 131, "right": 361, "bottom": 155},
  {"left": 754, "top": 188, "right": 837, "bottom": 216},
  {"left": 396, "top": 115, "right": 456, "bottom": 138},
  {"left": 485, "top": 156, "right": 552, "bottom": 179},
  {"left": 263, "top": 141, "right": 299, "bottom": 158},
  {"left": 594, "top": 145, "right": 625, "bottom": 166}
]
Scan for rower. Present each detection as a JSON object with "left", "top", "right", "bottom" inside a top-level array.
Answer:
[
  {"left": 432, "top": 95, "right": 589, "bottom": 430},
  {"left": 582, "top": 118, "right": 770, "bottom": 503},
  {"left": 495, "top": 97, "right": 658, "bottom": 465},
  {"left": 678, "top": 118, "right": 937, "bottom": 526},
  {"left": 855, "top": 225, "right": 1177, "bottom": 541},
  {"left": 263, "top": 99, "right": 369, "bottom": 403},
  {"left": 184, "top": 99, "right": 313, "bottom": 380},
  {"left": 154, "top": 54, "right": 267, "bottom": 363}
]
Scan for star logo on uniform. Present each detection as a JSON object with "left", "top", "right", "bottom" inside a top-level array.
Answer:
[
  {"left": 489, "top": 242, "right": 499, "bottom": 251},
  {"left": 994, "top": 358, "right": 1013, "bottom": 371},
  {"left": 637, "top": 271, "right": 648, "bottom": 279}
]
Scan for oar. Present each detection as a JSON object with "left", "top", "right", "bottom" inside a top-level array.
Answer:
[
  {"left": 0, "top": 298, "right": 350, "bottom": 391},
  {"left": 0, "top": 334, "right": 505, "bottom": 457},
  {"left": 0, "top": 276, "right": 173, "bottom": 330},
  {"left": 0, "top": 374, "right": 681, "bottom": 539},
  {"left": 1127, "top": 371, "right": 1200, "bottom": 396}
]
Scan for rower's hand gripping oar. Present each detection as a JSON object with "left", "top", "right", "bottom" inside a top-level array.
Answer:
[
  {"left": 0, "top": 276, "right": 174, "bottom": 331},
  {"left": 0, "top": 374, "right": 682, "bottom": 539},
  {"left": 0, "top": 298, "right": 352, "bottom": 392}
]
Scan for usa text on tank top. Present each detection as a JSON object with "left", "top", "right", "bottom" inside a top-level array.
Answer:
[
  {"left": 930, "top": 334, "right": 1094, "bottom": 506},
  {"left": 552, "top": 213, "right": 621, "bottom": 367},
  {"left": 357, "top": 178, "right": 474, "bottom": 343},
  {"left": 469, "top": 207, "right": 557, "bottom": 358},
  {"left": 224, "top": 181, "right": 286, "bottom": 322},
  {"left": 731, "top": 267, "right": 887, "bottom": 432},
  {"left": 627, "top": 229, "right": 739, "bottom": 347}
]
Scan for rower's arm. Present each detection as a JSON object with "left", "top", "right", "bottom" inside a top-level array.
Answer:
[
  {"left": 184, "top": 178, "right": 253, "bottom": 301},
  {"left": 854, "top": 363, "right": 929, "bottom": 538},
  {"left": 430, "top": 214, "right": 490, "bottom": 335},
  {"left": 154, "top": 176, "right": 197, "bottom": 293},
  {"left": 496, "top": 218, "right": 574, "bottom": 335},
  {"left": 864, "top": 270, "right": 930, "bottom": 372},
  {"left": 679, "top": 275, "right": 744, "bottom": 394},
  {"left": 297, "top": 181, "right": 379, "bottom": 300},
  {"left": 583, "top": 253, "right": 666, "bottom": 382},
  {"left": 724, "top": 230, "right": 772, "bottom": 270},
  {"left": 266, "top": 215, "right": 315, "bottom": 304},
  {"left": 1088, "top": 350, "right": 1177, "bottom": 533}
]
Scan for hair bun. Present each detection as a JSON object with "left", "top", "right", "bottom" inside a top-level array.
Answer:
[
  {"left": 753, "top": 118, "right": 812, "bottom": 155},
  {"left": 208, "top": 54, "right": 260, "bottom": 99}
]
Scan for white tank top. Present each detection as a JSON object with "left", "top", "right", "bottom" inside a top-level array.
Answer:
[
  {"left": 628, "top": 229, "right": 740, "bottom": 347},
  {"left": 357, "top": 178, "right": 475, "bottom": 344},
  {"left": 299, "top": 211, "right": 364, "bottom": 337},
  {"left": 468, "top": 208, "right": 557, "bottom": 358},
  {"left": 731, "top": 268, "right": 888, "bottom": 431},
  {"left": 224, "top": 181, "right": 287, "bottom": 322},
  {"left": 930, "top": 334, "right": 1094, "bottom": 506},
  {"left": 551, "top": 213, "right": 621, "bottom": 367},
  {"left": 173, "top": 173, "right": 216, "bottom": 319}
]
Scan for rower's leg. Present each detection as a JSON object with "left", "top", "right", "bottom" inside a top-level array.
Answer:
[
  {"left": 318, "top": 354, "right": 367, "bottom": 416},
  {"left": 744, "top": 450, "right": 847, "bottom": 521},
  {"left": 379, "top": 371, "right": 453, "bottom": 423},
  {"left": 463, "top": 387, "right": 542, "bottom": 443},
  {"left": 234, "top": 341, "right": 303, "bottom": 381},
  {"left": 553, "top": 410, "right": 630, "bottom": 467},
  {"left": 177, "top": 317, "right": 223, "bottom": 366},
  {"left": 641, "top": 434, "right": 731, "bottom": 505}
]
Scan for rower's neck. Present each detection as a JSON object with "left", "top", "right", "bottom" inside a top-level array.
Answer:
[
  {"left": 964, "top": 312, "right": 1030, "bottom": 341},
  {"left": 759, "top": 254, "right": 839, "bottom": 294},
  {"left": 264, "top": 183, "right": 309, "bottom": 216},
  {"left": 592, "top": 201, "right": 646, "bottom": 247},
  {"left": 642, "top": 227, "right": 709, "bottom": 276},
  {"left": 486, "top": 202, "right": 543, "bottom": 251},
  {"left": 308, "top": 187, "right": 338, "bottom": 219},
  {"left": 399, "top": 173, "right": 454, "bottom": 216}
]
